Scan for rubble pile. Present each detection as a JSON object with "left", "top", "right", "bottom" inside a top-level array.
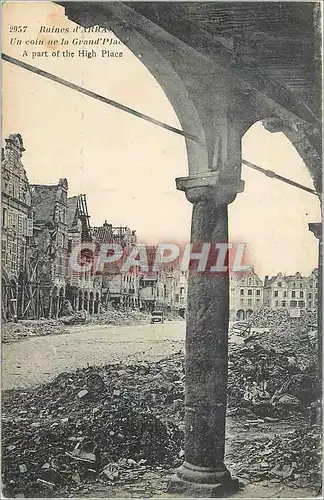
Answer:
[
  {"left": 2, "top": 320, "right": 68, "bottom": 343},
  {"left": 228, "top": 343, "right": 317, "bottom": 417},
  {"left": 249, "top": 307, "right": 317, "bottom": 334},
  {"left": 2, "top": 307, "right": 157, "bottom": 343},
  {"left": 2, "top": 323, "right": 320, "bottom": 496},
  {"left": 88, "top": 307, "right": 151, "bottom": 326},
  {"left": 2, "top": 356, "right": 184, "bottom": 497},
  {"left": 229, "top": 425, "right": 322, "bottom": 491}
]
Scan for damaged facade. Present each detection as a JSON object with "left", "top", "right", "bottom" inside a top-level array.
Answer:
[
  {"left": 263, "top": 269, "right": 319, "bottom": 312},
  {"left": 1, "top": 134, "right": 32, "bottom": 320},
  {"left": 65, "top": 194, "right": 102, "bottom": 314},
  {"left": 230, "top": 268, "right": 319, "bottom": 321},
  {"left": 230, "top": 269, "right": 264, "bottom": 321},
  {"left": 31, "top": 178, "right": 69, "bottom": 318},
  {"left": 93, "top": 221, "right": 139, "bottom": 308}
]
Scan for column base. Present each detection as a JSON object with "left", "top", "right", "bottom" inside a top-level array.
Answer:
[{"left": 167, "top": 463, "right": 240, "bottom": 497}]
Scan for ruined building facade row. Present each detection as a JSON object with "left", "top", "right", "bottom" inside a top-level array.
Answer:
[
  {"left": 1, "top": 134, "right": 187, "bottom": 320},
  {"left": 230, "top": 268, "right": 318, "bottom": 321}
]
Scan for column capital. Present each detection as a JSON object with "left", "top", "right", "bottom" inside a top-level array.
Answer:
[
  {"left": 309, "top": 222, "right": 322, "bottom": 240},
  {"left": 176, "top": 171, "right": 244, "bottom": 206}
]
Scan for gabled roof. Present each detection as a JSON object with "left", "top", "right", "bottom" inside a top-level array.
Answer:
[{"left": 67, "top": 196, "right": 78, "bottom": 228}]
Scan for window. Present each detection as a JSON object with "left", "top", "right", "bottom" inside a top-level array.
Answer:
[
  {"left": 247, "top": 289, "right": 252, "bottom": 296},
  {"left": 256, "top": 289, "right": 261, "bottom": 296},
  {"left": 247, "top": 299, "right": 252, "bottom": 306},
  {"left": 299, "top": 282, "right": 303, "bottom": 288},
  {"left": 11, "top": 242, "right": 17, "bottom": 272},
  {"left": 274, "top": 290, "right": 278, "bottom": 297},
  {"left": 1, "top": 240, "right": 6, "bottom": 265},
  {"left": 13, "top": 178, "right": 19, "bottom": 198},
  {"left": 292, "top": 291, "right": 296, "bottom": 298},
  {"left": 248, "top": 278, "right": 252, "bottom": 285},
  {"left": 283, "top": 291, "right": 287, "bottom": 298},
  {"left": 281, "top": 301, "right": 286, "bottom": 307},
  {"left": 256, "top": 298, "right": 260, "bottom": 304},
  {"left": 290, "top": 300, "right": 297, "bottom": 307},
  {"left": 2, "top": 208, "right": 7, "bottom": 228},
  {"left": 275, "top": 300, "right": 279, "bottom": 307},
  {"left": 240, "top": 289, "right": 244, "bottom": 296},
  {"left": 308, "top": 292, "right": 312, "bottom": 299},
  {"left": 308, "top": 301, "right": 312, "bottom": 308},
  {"left": 278, "top": 282, "right": 282, "bottom": 287},
  {"left": 300, "top": 291, "right": 304, "bottom": 298},
  {"left": 298, "top": 301, "right": 305, "bottom": 308}
]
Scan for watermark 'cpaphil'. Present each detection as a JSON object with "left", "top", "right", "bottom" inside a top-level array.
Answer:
[{"left": 69, "top": 242, "right": 252, "bottom": 276}]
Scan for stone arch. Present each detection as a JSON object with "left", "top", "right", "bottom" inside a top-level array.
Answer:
[
  {"left": 239, "top": 104, "right": 321, "bottom": 199},
  {"left": 78, "top": 289, "right": 84, "bottom": 311},
  {"left": 83, "top": 291, "right": 89, "bottom": 312},
  {"left": 236, "top": 309, "right": 245, "bottom": 321},
  {"left": 62, "top": 4, "right": 215, "bottom": 177},
  {"left": 89, "top": 291, "right": 94, "bottom": 315},
  {"left": 58, "top": 287, "right": 65, "bottom": 317},
  {"left": 94, "top": 292, "right": 100, "bottom": 314},
  {"left": 261, "top": 117, "right": 321, "bottom": 195},
  {"left": 52, "top": 286, "right": 59, "bottom": 319},
  {"left": 245, "top": 309, "right": 253, "bottom": 320}
]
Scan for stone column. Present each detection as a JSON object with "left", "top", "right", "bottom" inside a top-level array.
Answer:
[
  {"left": 75, "top": 294, "right": 79, "bottom": 312},
  {"left": 168, "top": 172, "right": 244, "bottom": 497}
]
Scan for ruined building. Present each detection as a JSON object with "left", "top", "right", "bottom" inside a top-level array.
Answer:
[
  {"left": 65, "top": 194, "right": 102, "bottom": 313},
  {"left": 263, "top": 269, "right": 318, "bottom": 312},
  {"left": 93, "top": 221, "right": 138, "bottom": 307},
  {"left": 230, "top": 269, "right": 264, "bottom": 321},
  {"left": 31, "top": 178, "right": 69, "bottom": 318},
  {"left": 1, "top": 134, "right": 32, "bottom": 320}
]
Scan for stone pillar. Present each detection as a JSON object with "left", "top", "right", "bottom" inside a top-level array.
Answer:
[
  {"left": 79, "top": 293, "right": 84, "bottom": 311},
  {"left": 168, "top": 172, "right": 244, "bottom": 497},
  {"left": 308, "top": 222, "right": 322, "bottom": 391},
  {"left": 48, "top": 289, "right": 53, "bottom": 319},
  {"left": 75, "top": 295, "right": 79, "bottom": 312}
]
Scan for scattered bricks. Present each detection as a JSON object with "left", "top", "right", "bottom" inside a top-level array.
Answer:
[
  {"left": 19, "top": 465, "right": 27, "bottom": 473},
  {"left": 2, "top": 345, "right": 320, "bottom": 498},
  {"left": 36, "top": 478, "right": 55, "bottom": 490},
  {"left": 77, "top": 389, "right": 89, "bottom": 399}
]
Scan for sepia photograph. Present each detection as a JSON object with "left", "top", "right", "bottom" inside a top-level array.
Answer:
[{"left": 1, "top": 1, "right": 322, "bottom": 498}]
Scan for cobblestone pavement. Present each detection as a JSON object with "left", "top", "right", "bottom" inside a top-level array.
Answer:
[{"left": 1, "top": 321, "right": 185, "bottom": 390}]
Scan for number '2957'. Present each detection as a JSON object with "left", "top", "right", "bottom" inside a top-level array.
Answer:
[{"left": 9, "top": 26, "right": 28, "bottom": 33}]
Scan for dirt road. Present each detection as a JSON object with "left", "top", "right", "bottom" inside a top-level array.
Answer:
[{"left": 2, "top": 321, "right": 185, "bottom": 390}]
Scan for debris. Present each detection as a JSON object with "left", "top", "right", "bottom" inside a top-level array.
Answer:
[
  {"left": 61, "top": 311, "right": 88, "bottom": 325},
  {"left": 2, "top": 356, "right": 184, "bottom": 497},
  {"left": 2, "top": 324, "right": 320, "bottom": 498},
  {"left": 66, "top": 439, "right": 98, "bottom": 464},
  {"left": 36, "top": 479, "right": 55, "bottom": 489},
  {"left": 77, "top": 389, "right": 89, "bottom": 399}
]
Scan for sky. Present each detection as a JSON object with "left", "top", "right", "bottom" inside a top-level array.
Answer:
[{"left": 2, "top": 1, "right": 321, "bottom": 279}]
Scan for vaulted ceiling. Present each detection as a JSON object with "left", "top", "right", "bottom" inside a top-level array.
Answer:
[{"left": 124, "top": 2, "right": 320, "bottom": 116}]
